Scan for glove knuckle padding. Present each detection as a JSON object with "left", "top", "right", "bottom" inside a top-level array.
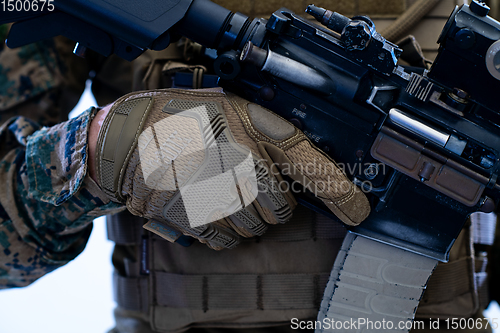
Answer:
[{"left": 96, "top": 88, "right": 369, "bottom": 249}]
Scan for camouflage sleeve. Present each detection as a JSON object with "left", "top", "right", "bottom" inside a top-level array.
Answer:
[
  {"left": 0, "top": 31, "right": 125, "bottom": 287},
  {"left": 0, "top": 108, "right": 125, "bottom": 288}
]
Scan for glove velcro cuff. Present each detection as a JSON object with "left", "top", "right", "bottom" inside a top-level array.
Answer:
[{"left": 95, "top": 96, "right": 155, "bottom": 202}]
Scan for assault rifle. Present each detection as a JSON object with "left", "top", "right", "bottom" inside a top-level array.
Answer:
[{"left": 3, "top": 0, "right": 500, "bottom": 261}]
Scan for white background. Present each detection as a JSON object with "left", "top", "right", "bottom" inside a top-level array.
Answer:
[{"left": 0, "top": 82, "right": 499, "bottom": 333}]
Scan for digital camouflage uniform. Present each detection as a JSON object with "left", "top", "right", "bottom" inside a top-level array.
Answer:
[
  {"left": 0, "top": 1, "right": 497, "bottom": 332},
  {"left": 0, "top": 37, "right": 125, "bottom": 289}
]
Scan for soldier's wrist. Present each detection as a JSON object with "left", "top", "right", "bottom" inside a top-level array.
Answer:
[{"left": 88, "top": 104, "right": 111, "bottom": 184}]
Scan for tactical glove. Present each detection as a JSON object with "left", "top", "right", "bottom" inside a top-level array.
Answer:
[{"left": 95, "top": 88, "right": 370, "bottom": 249}]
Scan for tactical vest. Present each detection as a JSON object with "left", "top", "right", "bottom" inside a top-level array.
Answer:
[
  {"left": 108, "top": 213, "right": 495, "bottom": 332},
  {"left": 109, "top": 207, "right": 346, "bottom": 332},
  {"left": 103, "top": 1, "right": 495, "bottom": 331}
]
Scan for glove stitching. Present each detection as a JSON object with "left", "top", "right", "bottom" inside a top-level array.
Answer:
[
  {"left": 116, "top": 97, "right": 154, "bottom": 202},
  {"left": 166, "top": 89, "right": 224, "bottom": 98},
  {"left": 280, "top": 133, "right": 308, "bottom": 151},
  {"left": 333, "top": 186, "right": 355, "bottom": 206},
  {"left": 283, "top": 148, "right": 355, "bottom": 205}
]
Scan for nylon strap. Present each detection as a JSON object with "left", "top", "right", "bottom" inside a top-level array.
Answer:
[
  {"left": 155, "top": 272, "right": 329, "bottom": 311},
  {"left": 471, "top": 212, "right": 497, "bottom": 309},
  {"left": 421, "top": 257, "right": 473, "bottom": 305},
  {"left": 471, "top": 212, "right": 497, "bottom": 246},
  {"left": 476, "top": 261, "right": 489, "bottom": 309},
  {"left": 107, "top": 211, "right": 145, "bottom": 245},
  {"left": 107, "top": 205, "right": 347, "bottom": 245},
  {"left": 114, "top": 271, "right": 330, "bottom": 312},
  {"left": 252, "top": 206, "right": 347, "bottom": 242},
  {"left": 113, "top": 271, "right": 149, "bottom": 313},
  {"left": 317, "top": 233, "right": 437, "bottom": 332}
]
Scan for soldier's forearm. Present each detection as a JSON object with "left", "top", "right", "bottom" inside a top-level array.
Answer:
[{"left": 0, "top": 108, "right": 124, "bottom": 288}]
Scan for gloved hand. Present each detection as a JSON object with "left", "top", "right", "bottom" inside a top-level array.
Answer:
[{"left": 94, "top": 88, "right": 370, "bottom": 249}]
